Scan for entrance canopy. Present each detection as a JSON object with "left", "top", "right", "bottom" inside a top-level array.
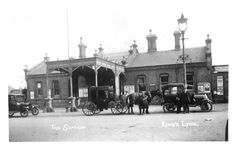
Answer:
[
  {"left": 46, "top": 57, "right": 125, "bottom": 96},
  {"left": 46, "top": 57, "right": 125, "bottom": 75}
]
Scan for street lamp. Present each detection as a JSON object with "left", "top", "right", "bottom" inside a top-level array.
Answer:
[{"left": 177, "top": 13, "right": 188, "bottom": 92}]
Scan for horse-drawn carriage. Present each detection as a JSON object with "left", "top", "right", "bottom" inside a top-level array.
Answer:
[{"left": 81, "top": 86, "right": 125, "bottom": 116}]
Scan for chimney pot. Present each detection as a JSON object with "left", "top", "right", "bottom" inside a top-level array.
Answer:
[
  {"left": 173, "top": 31, "right": 181, "bottom": 50},
  {"left": 146, "top": 29, "right": 157, "bottom": 52}
]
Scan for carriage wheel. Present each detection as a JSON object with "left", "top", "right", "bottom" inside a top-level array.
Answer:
[
  {"left": 111, "top": 103, "right": 123, "bottom": 115},
  {"left": 121, "top": 104, "right": 128, "bottom": 114},
  {"left": 200, "top": 102, "right": 213, "bottom": 112},
  {"left": 108, "top": 101, "right": 116, "bottom": 108},
  {"left": 82, "top": 102, "right": 96, "bottom": 116},
  {"left": 163, "top": 103, "right": 176, "bottom": 113},
  {"left": 94, "top": 108, "right": 101, "bottom": 114}
]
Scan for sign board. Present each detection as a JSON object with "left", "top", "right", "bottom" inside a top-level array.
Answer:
[
  {"left": 214, "top": 66, "right": 228, "bottom": 73},
  {"left": 124, "top": 85, "right": 135, "bottom": 94},
  {"left": 30, "top": 91, "right": 34, "bottom": 99},
  {"left": 197, "top": 82, "right": 211, "bottom": 94},
  {"left": 79, "top": 88, "right": 88, "bottom": 98},
  {"left": 217, "top": 76, "right": 224, "bottom": 95}
]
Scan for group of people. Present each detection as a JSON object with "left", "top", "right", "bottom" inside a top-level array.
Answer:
[{"left": 122, "top": 87, "right": 191, "bottom": 114}]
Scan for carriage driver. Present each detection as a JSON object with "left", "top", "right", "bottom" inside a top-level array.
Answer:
[{"left": 126, "top": 92, "right": 134, "bottom": 114}]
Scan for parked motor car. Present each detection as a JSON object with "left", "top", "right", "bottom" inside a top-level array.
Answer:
[
  {"left": 161, "top": 83, "right": 213, "bottom": 112},
  {"left": 8, "top": 94, "right": 39, "bottom": 117}
]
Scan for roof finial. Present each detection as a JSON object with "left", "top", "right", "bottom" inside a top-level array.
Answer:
[
  {"left": 80, "top": 37, "right": 83, "bottom": 44},
  {"left": 149, "top": 29, "right": 152, "bottom": 34},
  {"left": 94, "top": 49, "right": 98, "bottom": 57}
]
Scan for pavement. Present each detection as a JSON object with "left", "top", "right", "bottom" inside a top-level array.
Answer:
[{"left": 9, "top": 103, "right": 228, "bottom": 141}]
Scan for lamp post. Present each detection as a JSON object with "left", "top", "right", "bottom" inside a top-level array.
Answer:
[{"left": 177, "top": 13, "right": 188, "bottom": 92}]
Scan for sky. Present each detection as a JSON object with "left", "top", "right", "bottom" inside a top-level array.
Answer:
[{"left": 1, "top": 0, "right": 236, "bottom": 89}]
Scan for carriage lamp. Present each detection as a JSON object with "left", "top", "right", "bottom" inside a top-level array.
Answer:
[{"left": 177, "top": 13, "right": 188, "bottom": 92}]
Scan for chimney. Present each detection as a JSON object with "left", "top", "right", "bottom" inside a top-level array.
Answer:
[
  {"left": 146, "top": 29, "right": 157, "bottom": 52},
  {"left": 44, "top": 53, "right": 50, "bottom": 62},
  {"left": 128, "top": 46, "right": 133, "bottom": 55},
  {"left": 78, "top": 37, "right": 87, "bottom": 58},
  {"left": 173, "top": 31, "right": 181, "bottom": 50},
  {"left": 128, "top": 40, "right": 139, "bottom": 55},
  {"left": 205, "top": 34, "right": 212, "bottom": 68}
]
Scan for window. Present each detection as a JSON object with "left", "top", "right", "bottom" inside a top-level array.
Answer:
[
  {"left": 160, "top": 73, "right": 169, "bottom": 86},
  {"left": 52, "top": 80, "right": 60, "bottom": 97},
  {"left": 217, "top": 76, "right": 224, "bottom": 95},
  {"left": 36, "top": 81, "right": 43, "bottom": 97},
  {"left": 137, "top": 75, "right": 146, "bottom": 92},
  {"left": 171, "top": 87, "right": 178, "bottom": 95},
  {"left": 187, "top": 72, "right": 194, "bottom": 85},
  {"left": 79, "top": 88, "right": 88, "bottom": 98}
]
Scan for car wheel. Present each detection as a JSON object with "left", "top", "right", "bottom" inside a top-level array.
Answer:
[
  {"left": 9, "top": 112, "right": 14, "bottom": 117},
  {"left": 200, "top": 102, "right": 213, "bottom": 112},
  {"left": 32, "top": 107, "right": 39, "bottom": 115},
  {"left": 163, "top": 103, "right": 176, "bottom": 113},
  {"left": 20, "top": 109, "right": 29, "bottom": 117}
]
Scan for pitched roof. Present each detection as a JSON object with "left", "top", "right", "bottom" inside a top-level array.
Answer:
[
  {"left": 102, "top": 51, "right": 130, "bottom": 64},
  {"left": 126, "top": 47, "right": 207, "bottom": 68},
  {"left": 27, "top": 61, "right": 46, "bottom": 75},
  {"left": 26, "top": 46, "right": 207, "bottom": 75}
]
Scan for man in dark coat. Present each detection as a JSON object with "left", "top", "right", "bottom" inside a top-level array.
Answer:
[
  {"left": 182, "top": 92, "right": 190, "bottom": 113},
  {"left": 176, "top": 87, "right": 190, "bottom": 113},
  {"left": 126, "top": 93, "right": 134, "bottom": 114},
  {"left": 176, "top": 88, "right": 183, "bottom": 113}
]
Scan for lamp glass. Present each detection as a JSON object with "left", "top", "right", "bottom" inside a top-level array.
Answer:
[
  {"left": 177, "top": 13, "right": 188, "bottom": 32},
  {"left": 178, "top": 22, "right": 187, "bottom": 32}
]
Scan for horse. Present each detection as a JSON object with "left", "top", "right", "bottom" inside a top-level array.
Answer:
[
  {"left": 136, "top": 92, "right": 149, "bottom": 114},
  {"left": 126, "top": 93, "right": 136, "bottom": 114},
  {"left": 125, "top": 89, "right": 162, "bottom": 114}
]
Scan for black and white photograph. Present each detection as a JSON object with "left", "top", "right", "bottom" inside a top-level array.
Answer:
[{"left": 2, "top": 0, "right": 235, "bottom": 145}]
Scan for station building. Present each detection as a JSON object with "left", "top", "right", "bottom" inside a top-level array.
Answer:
[{"left": 24, "top": 30, "right": 228, "bottom": 107}]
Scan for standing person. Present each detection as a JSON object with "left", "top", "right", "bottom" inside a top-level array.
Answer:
[
  {"left": 176, "top": 88, "right": 183, "bottom": 113},
  {"left": 182, "top": 92, "right": 190, "bottom": 113},
  {"left": 126, "top": 93, "right": 134, "bottom": 114}
]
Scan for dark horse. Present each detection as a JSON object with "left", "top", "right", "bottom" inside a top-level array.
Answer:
[{"left": 126, "top": 89, "right": 162, "bottom": 114}]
